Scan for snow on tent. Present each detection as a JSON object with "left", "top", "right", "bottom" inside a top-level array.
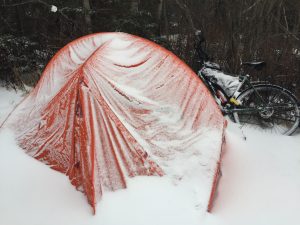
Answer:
[{"left": 0, "top": 32, "right": 226, "bottom": 214}]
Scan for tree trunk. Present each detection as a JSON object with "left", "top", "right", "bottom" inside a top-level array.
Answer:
[
  {"left": 15, "top": 6, "right": 24, "bottom": 36},
  {"left": 162, "top": 0, "right": 169, "bottom": 35},
  {"left": 174, "top": 0, "right": 195, "bottom": 31},
  {"left": 82, "top": 0, "right": 92, "bottom": 33},
  {"left": 157, "top": 0, "right": 163, "bottom": 21},
  {"left": 129, "top": 0, "right": 139, "bottom": 14}
]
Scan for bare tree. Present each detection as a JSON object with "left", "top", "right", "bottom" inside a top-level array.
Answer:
[{"left": 82, "top": 0, "right": 92, "bottom": 33}]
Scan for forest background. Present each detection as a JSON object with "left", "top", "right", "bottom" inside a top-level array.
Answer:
[{"left": 1, "top": 0, "right": 299, "bottom": 97}]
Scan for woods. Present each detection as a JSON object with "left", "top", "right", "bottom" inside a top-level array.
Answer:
[{"left": 0, "top": 0, "right": 299, "bottom": 97}]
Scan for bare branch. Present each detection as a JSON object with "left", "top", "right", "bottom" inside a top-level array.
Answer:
[
  {"left": 242, "top": 0, "right": 262, "bottom": 14},
  {"left": 272, "top": 14, "right": 299, "bottom": 41},
  {"left": 1, "top": 0, "right": 49, "bottom": 7},
  {"left": 174, "top": 0, "right": 195, "bottom": 31},
  {"left": 1, "top": 0, "right": 84, "bottom": 33}
]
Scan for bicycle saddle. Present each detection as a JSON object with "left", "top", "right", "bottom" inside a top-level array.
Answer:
[{"left": 241, "top": 61, "right": 266, "bottom": 70}]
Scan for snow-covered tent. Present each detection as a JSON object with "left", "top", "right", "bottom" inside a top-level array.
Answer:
[{"left": 1, "top": 32, "right": 226, "bottom": 213}]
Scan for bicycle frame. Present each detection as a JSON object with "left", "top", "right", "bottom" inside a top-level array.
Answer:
[{"left": 197, "top": 68, "right": 274, "bottom": 115}]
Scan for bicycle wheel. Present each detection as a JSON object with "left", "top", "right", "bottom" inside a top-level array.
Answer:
[{"left": 234, "top": 84, "right": 300, "bottom": 135}]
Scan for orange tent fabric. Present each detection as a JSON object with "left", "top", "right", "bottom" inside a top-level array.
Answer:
[{"left": 1, "top": 32, "right": 225, "bottom": 213}]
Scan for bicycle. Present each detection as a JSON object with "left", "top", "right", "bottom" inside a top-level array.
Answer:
[{"left": 194, "top": 30, "right": 300, "bottom": 135}]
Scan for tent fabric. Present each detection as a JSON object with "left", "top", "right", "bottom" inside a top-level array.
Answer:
[{"left": 1, "top": 32, "right": 226, "bottom": 213}]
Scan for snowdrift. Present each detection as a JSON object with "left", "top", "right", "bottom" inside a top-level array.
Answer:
[{"left": 0, "top": 32, "right": 226, "bottom": 213}]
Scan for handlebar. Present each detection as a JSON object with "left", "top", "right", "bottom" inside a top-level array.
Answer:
[{"left": 194, "top": 29, "right": 209, "bottom": 63}]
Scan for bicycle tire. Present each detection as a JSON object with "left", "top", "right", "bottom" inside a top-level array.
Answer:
[{"left": 234, "top": 84, "right": 300, "bottom": 135}]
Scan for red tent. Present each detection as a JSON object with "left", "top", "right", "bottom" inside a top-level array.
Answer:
[{"left": 1, "top": 32, "right": 226, "bottom": 213}]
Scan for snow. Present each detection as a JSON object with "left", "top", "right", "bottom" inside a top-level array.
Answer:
[
  {"left": 200, "top": 68, "right": 240, "bottom": 96},
  {"left": 51, "top": 5, "right": 58, "bottom": 13},
  {"left": 1, "top": 87, "right": 300, "bottom": 225},
  {"left": 206, "top": 123, "right": 300, "bottom": 225},
  {"left": 0, "top": 88, "right": 24, "bottom": 125}
]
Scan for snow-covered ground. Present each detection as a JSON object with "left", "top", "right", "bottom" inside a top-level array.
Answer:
[{"left": 0, "top": 87, "right": 300, "bottom": 225}]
